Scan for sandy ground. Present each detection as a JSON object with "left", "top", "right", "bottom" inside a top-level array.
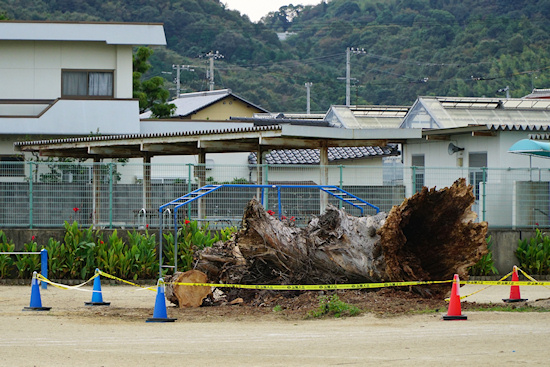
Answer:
[{"left": 1, "top": 283, "right": 550, "bottom": 366}]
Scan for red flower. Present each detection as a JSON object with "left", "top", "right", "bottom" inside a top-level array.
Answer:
[
  {"left": 31, "top": 235, "right": 35, "bottom": 241},
  {"left": 100, "top": 240, "right": 104, "bottom": 244},
  {"left": 73, "top": 207, "right": 80, "bottom": 213},
  {"left": 290, "top": 216, "right": 295, "bottom": 221},
  {"left": 184, "top": 219, "right": 191, "bottom": 225},
  {"left": 281, "top": 216, "right": 287, "bottom": 220},
  {"left": 146, "top": 224, "right": 149, "bottom": 229},
  {"left": 267, "top": 210, "right": 275, "bottom": 216},
  {"left": 536, "top": 222, "right": 539, "bottom": 226}
]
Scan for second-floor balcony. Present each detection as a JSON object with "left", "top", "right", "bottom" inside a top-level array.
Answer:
[{"left": 0, "top": 98, "right": 140, "bottom": 135}]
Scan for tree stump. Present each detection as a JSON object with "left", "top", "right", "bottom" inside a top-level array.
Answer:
[
  {"left": 194, "top": 178, "right": 488, "bottom": 297},
  {"left": 165, "top": 270, "right": 211, "bottom": 308}
]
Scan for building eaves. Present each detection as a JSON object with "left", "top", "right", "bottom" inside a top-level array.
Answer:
[
  {"left": 0, "top": 20, "right": 166, "bottom": 45},
  {"left": 14, "top": 125, "right": 282, "bottom": 147},
  {"left": 230, "top": 117, "right": 330, "bottom": 127},
  {"left": 421, "top": 123, "right": 550, "bottom": 138}
]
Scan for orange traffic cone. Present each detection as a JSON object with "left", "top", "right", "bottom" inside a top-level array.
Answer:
[
  {"left": 443, "top": 274, "right": 467, "bottom": 320},
  {"left": 503, "top": 266, "right": 528, "bottom": 303}
]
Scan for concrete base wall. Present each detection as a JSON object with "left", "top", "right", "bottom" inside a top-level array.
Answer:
[{"left": 488, "top": 229, "right": 536, "bottom": 274}]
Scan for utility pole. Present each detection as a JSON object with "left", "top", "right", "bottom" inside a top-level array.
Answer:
[
  {"left": 344, "top": 47, "right": 366, "bottom": 106},
  {"left": 171, "top": 64, "right": 193, "bottom": 97},
  {"left": 204, "top": 51, "right": 224, "bottom": 91},
  {"left": 497, "top": 86, "right": 510, "bottom": 98},
  {"left": 305, "top": 82, "right": 313, "bottom": 114}
]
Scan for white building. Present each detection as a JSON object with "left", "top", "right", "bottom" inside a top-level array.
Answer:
[
  {"left": 401, "top": 96, "right": 550, "bottom": 227},
  {"left": 0, "top": 20, "right": 166, "bottom": 164}
]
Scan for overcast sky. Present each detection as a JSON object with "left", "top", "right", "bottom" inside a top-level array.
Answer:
[{"left": 223, "top": 0, "right": 323, "bottom": 22}]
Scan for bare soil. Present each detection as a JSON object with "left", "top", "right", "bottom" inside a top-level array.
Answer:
[{"left": 2, "top": 284, "right": 550, "bottom": 366}]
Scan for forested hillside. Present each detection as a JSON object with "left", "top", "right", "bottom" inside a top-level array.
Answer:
[{"left": 2, "top": 0, "right": 550, "bottom": 113}]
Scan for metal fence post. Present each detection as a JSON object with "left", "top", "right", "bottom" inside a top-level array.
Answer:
[
  {"left": 339, "top": 165, "right": 344, "bottom": 209},
  {"left": 109, "top": 162, "right": 113, "bottom": 229},
  {"left": 40, "top": 248, "right": 48, "bottom": 290},
  {"left": 28, "top": 161, "right": 33, "bottom": 229},
  {"left": 263, "top": 164, "right": 269, "bottom": 208},
  {"left": 482, "top": 167, "right": 487, "bottom": 222},
  {"left": 187, "top": 163, "right": 193, "bottom": 219},
  {"left": 411, "top": 166, "right": 417, "bottom": 196}
]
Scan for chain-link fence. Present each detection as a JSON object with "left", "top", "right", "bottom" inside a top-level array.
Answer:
[{"left": 0, "top": 161, "right": 548, "bottom": 229}]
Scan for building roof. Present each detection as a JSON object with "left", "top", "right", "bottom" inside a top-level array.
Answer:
[
  {"left": 524, "top": 88, "right": 550, "bottom": 99},
  {"left": 14, "top": 124, "right": 419, "bottom": 159},
  {"left": 401, "top": 96, "right": 550, "bottom": 130},
  {"left": 248, "top": 146, "right": 398, "bottom": 165},
  {"left": 140, "top": 89, "right": 268, "bottom": 119},
  {"left": 0, "top": 20, "right": 166, "bottom": 45},
  {"left": 326, "top": 105, "right": 409, "bottom": 129}
]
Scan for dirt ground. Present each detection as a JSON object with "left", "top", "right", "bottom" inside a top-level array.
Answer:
[{"left": 1, "top": 283, "right": 550, "bottom": 366}]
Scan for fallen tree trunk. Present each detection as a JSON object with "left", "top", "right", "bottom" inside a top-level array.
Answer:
[{"left": 194, "top": 178, "right": 488, "bottom": 295}]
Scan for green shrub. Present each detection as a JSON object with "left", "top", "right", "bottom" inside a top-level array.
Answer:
[
  {"left": 469, "top": 235, "right": 498, "bottom": 276},
  {"left": 0, "top": 231, "right": 15, "bottom": 278},
  {"left": 0, "top": 220, "right": 231, "bottom": 280},
  {"left": 14, "top": 241, "right": 41, "bottom": 278},
  {"left": 162, "top": 220, "right": 219, "bottom": 275},
  {"left": 127, "top": 229, "right": 157, "bottom": 280},
  {"left": 308, "top": 294, "right": 362, "bottom": 318},
  {"left": 516, "top": 228, "right": 550, "bottom": 275}
]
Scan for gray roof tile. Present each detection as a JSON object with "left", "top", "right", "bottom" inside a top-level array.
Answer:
[{"left": 248, "top": 146, "right": 398, "bottom": 165}]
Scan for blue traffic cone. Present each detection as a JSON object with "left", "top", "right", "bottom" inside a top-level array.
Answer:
[
  {"left": 85, "top": 269, "right": 110, "bottom": 306},
  {"left": 23, "top": 271, "right": 51, "bottom": 311},
  {"left": 146, "top": 278, "right": 176, "bottom": 323}
]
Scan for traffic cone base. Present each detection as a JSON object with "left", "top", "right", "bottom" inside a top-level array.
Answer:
[
  {"left": 442, "top": 314, "right": 467, "bottom": 321},
  {"left": 502, "top": 297, "right": 528, "bottom": 303},
  {"left": 443, "top": 274, "right": 467, "bottom": 321},
  {"left": 23, "top": 306, "right": 52, "bottom": 311},
  {"left": 85, "top": 301, "right": 111, "bottom": 306},
  {"left": 146, "top": 317, "right": 177, "bottom": 323}
]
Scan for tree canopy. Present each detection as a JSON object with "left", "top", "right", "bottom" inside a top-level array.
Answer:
[{"left": 133, "top": 46, "right": 175, "bottom": 118}]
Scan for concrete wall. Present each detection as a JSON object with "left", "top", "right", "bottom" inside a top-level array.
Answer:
[
  {"left": 0, "top": 40, "right": 132, "bottom": 99},
  {"left": 488, "top": 228, "right": 535, "bottom": 275}
]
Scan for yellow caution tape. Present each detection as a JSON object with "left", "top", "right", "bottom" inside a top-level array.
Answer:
[
  {"left": 455, "top": 271, "right": 513, "bottom": 301},
  {"left": 171, "top": 280, "right": 453, "bottom": 290},
  {"left": 97, "top": 270, "right": 156, "bottom": 291},
  {"left": 33, "top": 268, "right": 550, "bottom": 296},
  {"left": 461, "top": 280, "right": 550, "bottom": 286},
  {"left": 37, "top": 273, "right": 98, "bottom": 291}
]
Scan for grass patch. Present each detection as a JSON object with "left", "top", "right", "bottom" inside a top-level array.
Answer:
[
  {"left": 307, "top": 294, "right": 362, "bottom": 318},
  {"left": 272, "top": 305, "right": 283, "bottom": 312}
]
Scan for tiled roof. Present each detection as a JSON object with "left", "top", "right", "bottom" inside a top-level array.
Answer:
[{"left": 248, "top": 146, "right": 398, "bottom": 165}]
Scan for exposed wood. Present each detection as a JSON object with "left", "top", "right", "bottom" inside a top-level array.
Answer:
[
  {"left": 425, "top": 135, "right": 450, "bottom": 141},
  {"left": 472, "top": 131, "right": 496, "bottom": 137},
  {"left": 195, "top": 178, "right": 487, "bottom": 297},
  {"left": 165, "top": 270, "right": 211, "bottom": 308}
]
